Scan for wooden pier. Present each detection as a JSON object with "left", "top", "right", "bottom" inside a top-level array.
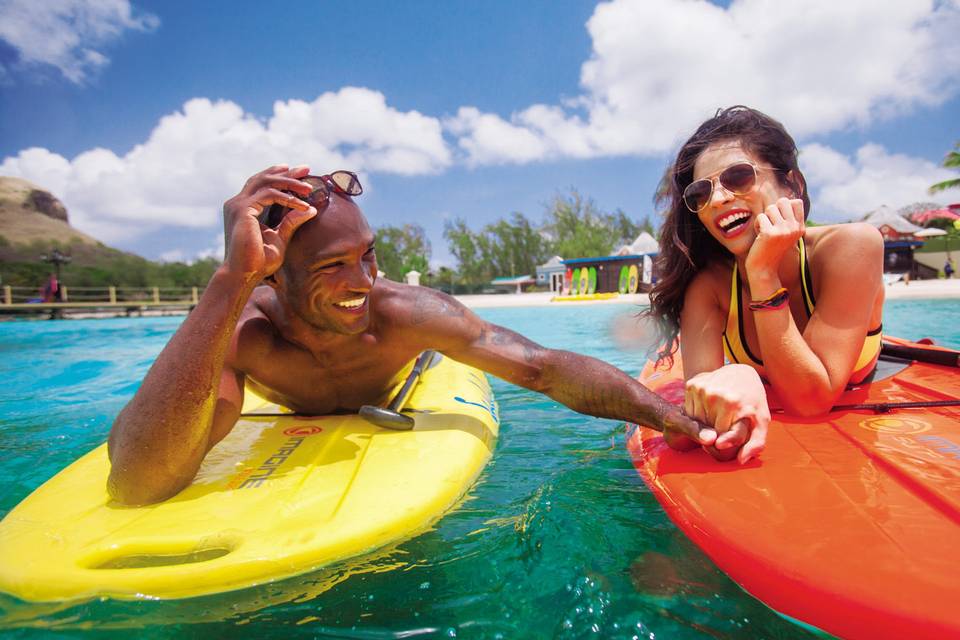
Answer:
[{"left": 1, "top": 285, "right": 201, "bottom": 319}]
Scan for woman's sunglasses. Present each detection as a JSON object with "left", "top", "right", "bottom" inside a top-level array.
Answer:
[
  {"left": 261, "top": 170, "right": 363, "bottom": 228},
  {"left": 682, "top": 162, "right": 778, "bottom": 213}
]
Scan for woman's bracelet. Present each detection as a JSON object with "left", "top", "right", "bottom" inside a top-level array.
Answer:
[{"left": 749, "top": 287, "right": 789, "bottom": 311}]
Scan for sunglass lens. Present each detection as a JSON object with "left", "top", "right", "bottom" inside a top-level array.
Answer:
[
  {"left": 329, "top": 171, "right": 362, "bottom": 196},
  {"left": 719, "top": 163, "right": 757, "bottom": 194},
  {"left": 298, "top": 177, "right": 327, "bottom": 209},
  {"left": 683, "top": 180, "right": 713, "bottom": 212}
]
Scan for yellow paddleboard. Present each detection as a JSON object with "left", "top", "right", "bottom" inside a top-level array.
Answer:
[
  {"left": 0, "top": 355, "right": 498, "bottom": 602},
  {"left": 551, "top": 292, "right": 620, "bottom": 302}
]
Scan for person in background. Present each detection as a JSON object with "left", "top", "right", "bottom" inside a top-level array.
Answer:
[
  {"left": 645, "top": 106, "right": 884, "bottom": 464},
  {"left": 41, "top": 273, "right": 60, "bottom": 302}
]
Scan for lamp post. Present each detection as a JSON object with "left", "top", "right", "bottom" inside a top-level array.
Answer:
[{"left": 40, "top": 248, "right": 72, "bottom": 282}]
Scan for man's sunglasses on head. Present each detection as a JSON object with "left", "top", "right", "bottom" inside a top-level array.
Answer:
[{"left": 261, "top": 170, "right": 363, "bottom": 229}]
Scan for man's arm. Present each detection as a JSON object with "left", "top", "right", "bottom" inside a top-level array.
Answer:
[
  {"left": 106, "top": 165, "right": 319, "bottom": 505},
  {"left": 395, "top": 287, "right": 715, "bottom": 444},
  {"left": 107, "top": 272, "right": 252, "bottom": 504}
]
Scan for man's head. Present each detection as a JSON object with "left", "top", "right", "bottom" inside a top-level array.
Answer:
[{"left": 270, "top": 191, "right": 378, "bottom": 335}]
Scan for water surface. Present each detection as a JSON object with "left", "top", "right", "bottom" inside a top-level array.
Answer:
[{"left": 1, "top": 299, "right": 956, "bottom": 638}]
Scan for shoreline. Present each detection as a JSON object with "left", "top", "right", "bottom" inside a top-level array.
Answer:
[
  {"left": 3, "top": 278, "right": 959, "bottom": 320},
  {"left": 456, "top": 277, "right": 960, "bottom": 309}
]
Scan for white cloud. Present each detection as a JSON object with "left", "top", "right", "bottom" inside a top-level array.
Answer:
[
  {"left": 157, "top": 249, "right": 186, "bottom": 263},
  {"left": 196, "top": 233, "right": 225, "bottom": 262},
  {"left": 449, "top": 0, "right": 960, "bottom": 165},
  {"left": 0, "top": 89, "right": 452, "bottom": 245},
  {"left": 800, "top": 142, "right": 957, "bottom": 221},
  {"left": 0, "top": 0, "right": 159, "bottom": 83}
]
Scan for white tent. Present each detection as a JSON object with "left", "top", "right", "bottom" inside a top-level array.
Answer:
[
  {"left": 613, "top": 231, "right": 659, "bottom": 256},
  {"left": 862, "top": 205, "right": 924, "bottom": 234}
]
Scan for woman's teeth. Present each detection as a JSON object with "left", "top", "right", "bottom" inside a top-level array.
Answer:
[
  {"left": 334, "top": 297, "right": 366, "bottom": 309},
  {"left": 718, "top": 211, "right": 750, "bottom": 233}
]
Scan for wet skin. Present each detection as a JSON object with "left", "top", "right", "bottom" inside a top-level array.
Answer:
[{"left": 106, "top": 165, "right": 713, "bottom": 505}]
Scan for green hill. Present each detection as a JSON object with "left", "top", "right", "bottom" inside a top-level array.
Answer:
[{"left": 0, "top": 176, "right": 218, "bottom": 289}]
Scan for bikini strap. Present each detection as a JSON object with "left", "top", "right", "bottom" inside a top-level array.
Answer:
[{"left": 798, "top": 239, "right": 816, "bottom": 317}]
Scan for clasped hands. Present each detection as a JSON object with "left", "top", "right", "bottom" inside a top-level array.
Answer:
[{"left": 668, "top": 364, "right": 770, "bottom": 464}]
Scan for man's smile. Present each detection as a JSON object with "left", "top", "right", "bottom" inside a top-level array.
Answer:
[{"left": 333, "top": 296, "right": 367, "bottom": 312}]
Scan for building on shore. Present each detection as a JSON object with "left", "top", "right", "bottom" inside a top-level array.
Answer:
[
  {"left": 862, "top": 205, "right": 938, "bottom": 279},
  {"left": 535, "top": 256, "right": 566, "bottom": 293},
  {"left": 489, "top": 275, "right": 536, "bottom": 294},
  {"left": 558, "top": 232, "right": 659, "bottom": 295}
]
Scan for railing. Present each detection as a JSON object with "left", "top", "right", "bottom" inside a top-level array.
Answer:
[{"left": 1, "top": 285, "right": 204, "bottom": 316}]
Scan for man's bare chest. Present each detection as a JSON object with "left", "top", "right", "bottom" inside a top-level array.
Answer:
[{"left": 244, "top": 346, "right": 417, "bottom": 415}]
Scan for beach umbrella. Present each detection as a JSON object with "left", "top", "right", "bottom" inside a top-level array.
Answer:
[{"left": 909, "top": 208, "right": 960, "bottom": 225}]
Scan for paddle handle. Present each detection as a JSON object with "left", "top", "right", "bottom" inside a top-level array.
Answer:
[{"left": 880, "top": 342, "right": 960, "bottom": 368}]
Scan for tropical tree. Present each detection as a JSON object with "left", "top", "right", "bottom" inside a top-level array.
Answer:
[
  {"left": 375, "top": 224, "right": 431, "bottom": 281},
  {"left": 442, "top": 189, "right": 650, "bottom": 288},
  {"left": 929, "top": 142, "right": 960, "bottom": 194},
  {"left": 477, "top": 212, "right": 549, "bottom": 278},
  {"left": 541, "top": 189, "right": 617, "bottom": 258},
  {"left": 443, "top": 217, "right": 486, "bottom": 290}
]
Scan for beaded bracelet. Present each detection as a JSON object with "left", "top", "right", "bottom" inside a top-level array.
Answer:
[{"left": 748, "top": 287, "right": 789, "bottom": 311}]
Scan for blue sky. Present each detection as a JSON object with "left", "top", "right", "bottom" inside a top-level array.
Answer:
[{"left": 1, "top": 0, "right": 958, "bottom": 266}]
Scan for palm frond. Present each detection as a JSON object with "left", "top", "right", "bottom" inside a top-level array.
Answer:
[{"left": 929, "top": 178, "right": 960, "bottom": 194}]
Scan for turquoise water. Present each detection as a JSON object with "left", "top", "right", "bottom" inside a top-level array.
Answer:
[{"left": 0, "top": 299, "right": 958, "bottom": 639}]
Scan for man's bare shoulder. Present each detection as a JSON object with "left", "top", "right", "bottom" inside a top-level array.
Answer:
[{"left": 372, "top": 280, "right": 470, "bottom": 328}]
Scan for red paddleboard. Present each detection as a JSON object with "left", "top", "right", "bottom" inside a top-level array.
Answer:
[{"left": 627, "top": 337, "right": 960, "bottom": 640}]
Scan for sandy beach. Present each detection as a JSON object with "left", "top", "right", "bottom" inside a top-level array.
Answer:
[
  {"left": 455, "top": 277, "right": 960, "bottom": 309},
  {"left": 6, "top": 278, "right": 958, "bottom": 321}
]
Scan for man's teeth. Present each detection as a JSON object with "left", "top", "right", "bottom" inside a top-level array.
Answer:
[
  {"left": 335, "top": 297, "right": 366, "bottom": 309},
  {"left": 719, "top": 212, "right": 750, "bottom": 232}
]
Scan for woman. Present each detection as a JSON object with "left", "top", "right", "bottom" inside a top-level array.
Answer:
[{"left": 646, "top": 106, "right": 884, "bottom": 463}]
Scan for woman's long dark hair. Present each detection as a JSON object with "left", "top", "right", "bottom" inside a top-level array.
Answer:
[{"left": 644, "top": 106, "right": 810, "bottom": 364}]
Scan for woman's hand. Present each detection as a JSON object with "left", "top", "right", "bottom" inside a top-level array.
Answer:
[
  {"left": 745, "top": 196, "right": 805, "bottom": 279},
  {"left": 684, "top": 364, "right": 770, "bottom": 464},
  {"left": 221, "top": 165, "right": 318, "bottom": 280}
]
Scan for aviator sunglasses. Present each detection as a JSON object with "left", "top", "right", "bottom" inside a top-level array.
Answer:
[
  {"left": 682, "top": 162, "right": 779, "bottom": 213},
  {"left": 261, "top": 170, "right": 363, "bottom": 228}
]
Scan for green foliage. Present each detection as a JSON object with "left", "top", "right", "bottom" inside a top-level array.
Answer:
[
  {"left": 375, "top": 224, "right": 431, "bottom": 281},
  {"left": 421, "top": 265, "right": 457, "bottom": 293},
  {"left": 443, "top": 218, "right": 486, "bottom": 291},
  {"left": 441, "top": 188, "right": 650, "bottom": 290},
  {"left": 442, "top": 212, "right": 550, "bottom": 291},
  {"left": 929, "top": 142, "right": 960, "bottom": 194},
  {"left": 477, "top": 212, "right": 549, "bottom": 278},
  {"left": 0, "top": 254, "right": 220, "bottom": 289},
  {"left": 541, "top": 190, "right": 615, "bottom": 259}
]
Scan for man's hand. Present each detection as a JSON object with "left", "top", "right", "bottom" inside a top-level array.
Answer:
[
  {"left": 661, "top": 406, "right": 718, "bottom": 452},
  {"left": 683, "top": 364, "right": 769, "bottom": 464},
  {"left": 222, "top": 165, "right": 318, "bottom": 280}
]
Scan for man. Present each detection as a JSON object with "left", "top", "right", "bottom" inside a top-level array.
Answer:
[{"left": 107, "top": 165, "right": 717, "bottom": 505}]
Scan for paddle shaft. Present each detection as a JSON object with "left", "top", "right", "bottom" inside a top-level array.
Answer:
[
  {"left": 880, "top": 342, "right": 960, "bottom": 368},
  {"left": 386, "top": 350, "right": 437, "bottom": 412}
]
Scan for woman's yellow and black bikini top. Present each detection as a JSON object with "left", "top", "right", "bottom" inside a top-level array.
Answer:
[{"left": 722, "top": 239, "right": 882, "bottom": 382}]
